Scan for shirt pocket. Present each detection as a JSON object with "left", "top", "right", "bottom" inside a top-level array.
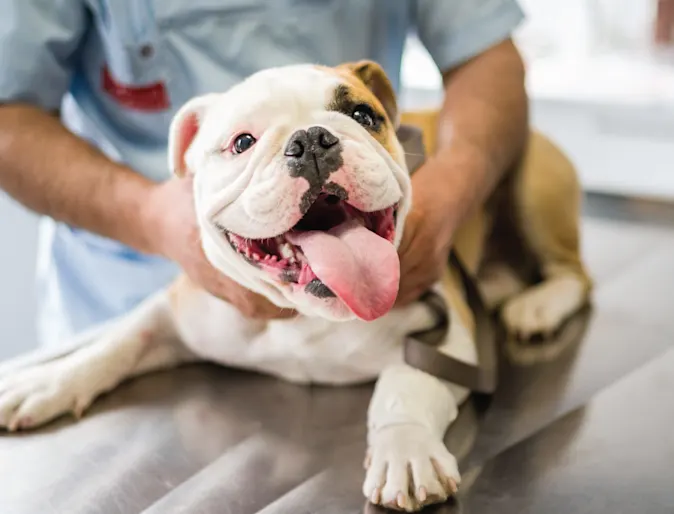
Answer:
[
  {"left": 87, "top": 0, "right": 344, "bottom": 116},
  {"left": 90, "top": 0, "right": 165, "bottom": 87}
]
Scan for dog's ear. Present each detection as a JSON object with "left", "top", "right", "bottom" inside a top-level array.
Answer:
[
  {"left": 339, "top": 60, "right": 399, "bottom": 127},
  {"left": 168, "top": 94, "right": 218, "bottom": 177}
]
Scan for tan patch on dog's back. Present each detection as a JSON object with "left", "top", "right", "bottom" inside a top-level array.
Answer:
[{"left": 399, "top": 109, "right": 440, "bottom": 155}]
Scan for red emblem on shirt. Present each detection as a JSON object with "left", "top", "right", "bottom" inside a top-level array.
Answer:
[{"left": 101, "top": 66, "right": 170, "bottom": 112}]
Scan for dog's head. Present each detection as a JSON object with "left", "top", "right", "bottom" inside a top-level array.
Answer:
[{"left": 168, "top": 61, "right": 412, "bottom": 322}]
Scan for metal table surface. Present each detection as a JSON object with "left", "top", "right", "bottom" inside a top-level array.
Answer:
[{"left": 2, "top": 194, "right": 674, "bottom": 514}]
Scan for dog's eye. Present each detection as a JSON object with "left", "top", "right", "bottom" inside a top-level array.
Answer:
[
  {"left": 352, "top": 104, "right": 376, "bottom": 128},
  {"left": 232, "top": 133, "right": 257, "bottom": 154}
]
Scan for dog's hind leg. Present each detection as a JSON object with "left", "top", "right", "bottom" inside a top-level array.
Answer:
[
  {"left": 0, "top": 285, "right": 196, "bottom": 431},
  {"left": 501, "top": 132, "right": 592, "bottom": 340}
]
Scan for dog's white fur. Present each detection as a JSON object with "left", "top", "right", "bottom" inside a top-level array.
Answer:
[{"left": 0, "top": 62, "right": 590, "bottom": 512}]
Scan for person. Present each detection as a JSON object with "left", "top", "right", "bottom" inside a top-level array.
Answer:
[{"left": 0, "top": 0, "right": 528, "bottom": 349}]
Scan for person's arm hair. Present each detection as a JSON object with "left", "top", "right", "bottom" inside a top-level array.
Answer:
[
  {"left": 417, "top": 39, "right": 528, "bottom": 234},
  {"left": 0, "top": 104, "right": 158, "bottom": 254}
]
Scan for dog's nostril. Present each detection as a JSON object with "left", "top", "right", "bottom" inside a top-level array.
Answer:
[
  {"left": 284, "top": 140, "right": 304, "bottom": 158},
  {"left": 318, "top": 131, "right": 338, "bottom": 149},
  {"left": 307, "top": 126, "right": 339, "bottom": 150}
]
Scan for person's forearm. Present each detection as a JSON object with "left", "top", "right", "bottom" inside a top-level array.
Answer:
[
  {"left": 419, "top": 39, "right": 528, "bottom": 233},
  {"left": 0, "top": 104, "right": 159, "bottom": 254}
]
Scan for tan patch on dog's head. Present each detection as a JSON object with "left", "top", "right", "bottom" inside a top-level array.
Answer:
[{"left": 317, "top": 61, "right": 400, "bottom": 157}]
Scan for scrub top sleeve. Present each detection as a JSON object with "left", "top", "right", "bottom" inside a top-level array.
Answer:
[{"left": 414, "top": 0, "right": 525, "bottom": 74}]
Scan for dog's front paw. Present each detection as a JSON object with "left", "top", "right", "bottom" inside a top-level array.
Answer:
[
  {"left": 363, "top": 425, "right": 460, "bottom": 512},
  {"left": 0, "top": 360, "right": 98, "bottom": 432}
]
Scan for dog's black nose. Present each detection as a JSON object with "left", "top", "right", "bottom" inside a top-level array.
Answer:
[
  {"left": 284, "top": 127, "right": 343, "bottom": 201},
  {"left": 284, "top": 126, "right": 339, "bottom": 158}
]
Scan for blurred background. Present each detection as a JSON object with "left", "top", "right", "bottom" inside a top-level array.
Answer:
[
  {"left": 402, "top": 0, "right": 674, "bottom": 200},
  {"left": 1, "top": 0, "right": 673, "bottom": 360}
]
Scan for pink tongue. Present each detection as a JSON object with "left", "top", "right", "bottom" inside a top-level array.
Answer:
[{"left": 287, "top": 221, "right": 399, "bottom": 321}]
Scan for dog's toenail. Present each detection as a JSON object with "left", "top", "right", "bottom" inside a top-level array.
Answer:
[{"left": 418, "top": 486, "right": 427, "bottom": 502}]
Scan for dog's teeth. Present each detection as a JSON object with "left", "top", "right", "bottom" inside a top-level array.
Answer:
[
  {"left": 253, "top": 254, "right": 260, "bottom": 261},
  {"left": 279, "top": 243, "right": 294, "bottom": 260}
]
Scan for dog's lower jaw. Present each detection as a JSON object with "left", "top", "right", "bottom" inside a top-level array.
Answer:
[
  {"left": 200, "top": 228, "right": 298, "bottom": 311},
  {"left": 364, "top": 364, "right": 463, "bottom": 511}
]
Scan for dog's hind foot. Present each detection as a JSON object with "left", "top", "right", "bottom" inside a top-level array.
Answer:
[{"left": 501, "top": 274, "right": 588, "bottom": 341}]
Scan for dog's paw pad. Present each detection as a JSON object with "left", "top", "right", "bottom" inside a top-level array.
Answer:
[{"left": 363, "top": 425, "right": 460, "bottom": 511}]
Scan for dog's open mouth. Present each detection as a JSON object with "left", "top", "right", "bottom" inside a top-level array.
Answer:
[{"left": 217, "top": 193, "right": 399, "bottom": 320}]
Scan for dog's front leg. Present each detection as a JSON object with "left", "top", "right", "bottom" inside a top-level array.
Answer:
[
  {"left": 0, "top": 289, "right": 196, "bottom": 431},
  {"left": 363, "top": 296, "right": 477, "bottom": 511},
  {"left": 363, "top": 364, "right": 464, "bottom": 511}
]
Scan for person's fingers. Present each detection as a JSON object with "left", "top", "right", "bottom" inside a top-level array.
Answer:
[
  {"left": 395, "top": 286, "right": 427, "bottom": 307},
  {"left": 247, "top": 292, "right": 297, "bottom": 319},
  {"left": 188, "top": 247, "right": 291, "bottom": 321},
  {"left": 397, "top": 211, "right": 422, "bottom": 256},
  {"left": 241, "top": 301, "right": 297, "bottom": 320},
  {"left": 397, "top": 226, "right": 419, "bottom": 259},
  {"left": 219, "top": 284, "right": 296, "bottom": 320},
  {"left": 201, "top": 265, "right": 297, "bottom": 320},
  {"left": 204, "top": 272, "right": 237, "bottom": 302},
  {"left": 399, "top": 253, "right": 422, "bottom": 279},
  {"left": 399, "top": 259, "right": 430, "bottom": 287},
  {"left": 259, "top": 305, "right": 298, "bottom": 320},
  {"left": 398, "top": 234, "right": 434, "bottom": 278},
  {"left": 396, "top": 275, "right": 429, "bottom": 305},
  {"left": 396, "top": 262, "right": 441, "bottom": 307}
]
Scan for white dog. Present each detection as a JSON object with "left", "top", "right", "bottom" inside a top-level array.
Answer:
[{"left": 0, "top": 61, "right": 591, "bottom": 512}]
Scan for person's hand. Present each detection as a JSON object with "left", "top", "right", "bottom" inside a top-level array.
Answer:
[
  {"left": 143, "top": 176, "right": 296, "bottom": 320},
  {"left": 395, "top": 161, "right": 457, "bottom": 307}
]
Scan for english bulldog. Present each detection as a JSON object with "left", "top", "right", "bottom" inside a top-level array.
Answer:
[{"left": 0, "top": 61, "right": 592, "bottom": 511}]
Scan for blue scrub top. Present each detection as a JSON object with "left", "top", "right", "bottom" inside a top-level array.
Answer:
[{"left": 0, "top": 0, "right": 524, "bottom": 347}]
